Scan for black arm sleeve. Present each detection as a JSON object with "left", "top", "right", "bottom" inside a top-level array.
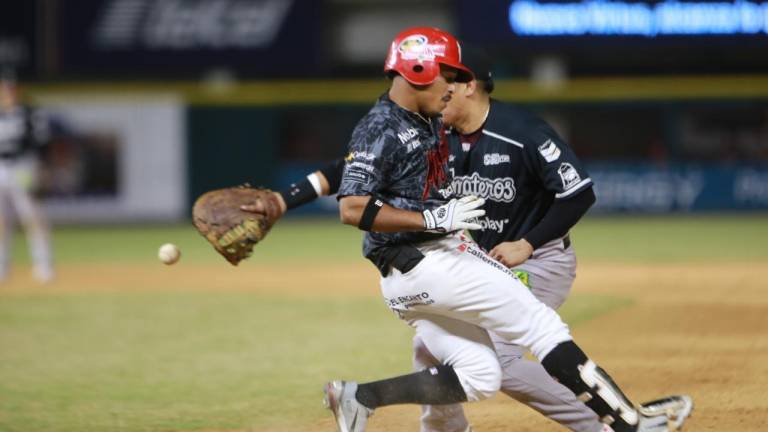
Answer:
[
  {"left": 280, "top": 158, "right": 345, "bottom": 210},
  {"left": 318, "top": 158, "right": 345, "bottom": 195},
  {"left": 523, "top": 186, "right": 596, "bottom": 249}
]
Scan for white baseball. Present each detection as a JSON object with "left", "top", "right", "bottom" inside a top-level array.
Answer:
[{"left": 158, "top": 243, "right": 181, "bottom": 265}]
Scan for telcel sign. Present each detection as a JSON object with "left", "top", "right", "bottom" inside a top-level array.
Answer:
[{"left": 508, "top": 0, "right": 768, "bottom": 36}]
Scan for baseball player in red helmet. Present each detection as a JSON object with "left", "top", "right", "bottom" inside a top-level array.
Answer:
[{"left": 244, "top": 27, "right": 692, "bottom": 432}]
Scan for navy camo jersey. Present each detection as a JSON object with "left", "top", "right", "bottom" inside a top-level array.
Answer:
[
  {"left": 446, "top": 99, "right": 592, "bottom": 252},
  {"left": 337, "top": 93, "right": 454, "bottom": 267}
]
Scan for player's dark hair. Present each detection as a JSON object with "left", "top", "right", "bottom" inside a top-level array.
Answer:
[
  {"left": 460, "top": 43, "right": 494, "bottom": 95},
  {"left": 477, "top": 78, "right": 495, "bottom": 94}
]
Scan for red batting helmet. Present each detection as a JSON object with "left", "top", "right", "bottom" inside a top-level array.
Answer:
[{"left": 384, "top": 27, "right": 474, "bottom": 86}]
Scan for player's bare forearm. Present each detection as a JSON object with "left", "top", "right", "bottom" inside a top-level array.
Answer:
[{"left": 339, "top": 195, "right": 425, "bottom": 232}]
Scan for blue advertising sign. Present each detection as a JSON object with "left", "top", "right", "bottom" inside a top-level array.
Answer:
[
  {"left": 459, "top": 0, "right": 768, "bottom": 40},
  {"left": 456, "top": 0, "right": 768, "bottom": 74},
  {"left": 508, "top": 0, "right": 768, "bottom": 37},
  {"left": 587, "top": 163, "right": 768, "bottom": 212}
]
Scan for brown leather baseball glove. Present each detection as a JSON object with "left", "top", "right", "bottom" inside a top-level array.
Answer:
[{"left": 192, "top": 186, "right": 283, "bottom": 265}]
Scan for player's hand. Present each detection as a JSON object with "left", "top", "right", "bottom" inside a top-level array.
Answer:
[
  {"left": 489, "top": 239, "right": 534, "bottom": 268},
  {"left": 241, "top": 191, "right": 287, "bottom": 217},
  {"left": 423, "top": 195, "right": 485, "bottom": 233}
]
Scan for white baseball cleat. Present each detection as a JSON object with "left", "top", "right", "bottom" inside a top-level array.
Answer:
[
  {"left": 636, "top": 412, "right": 673, "bottom": 432},
  {"left": 640, "top": 395, "right": 694, "bottom": 430},
  {"left": 323, "top": 380, "right": 373, "bottom": 432}
]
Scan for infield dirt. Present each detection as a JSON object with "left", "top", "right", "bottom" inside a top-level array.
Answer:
[{"left": 4, "top": 261, "right": 766, "bottom": 431}]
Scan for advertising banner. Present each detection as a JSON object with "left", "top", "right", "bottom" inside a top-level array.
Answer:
[
  {"left": 588, "top": 162, "right": 768, "bottom": 212},
  {"left": 36, "top": 95, "right": 186, "bottom": 222},
  {"left": 57, "top": 0, "right": 325, "bottom": 78}
]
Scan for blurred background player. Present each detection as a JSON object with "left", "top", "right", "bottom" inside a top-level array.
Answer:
[{"left": 0, "top": 70, "right": 54, "bottom": 283}]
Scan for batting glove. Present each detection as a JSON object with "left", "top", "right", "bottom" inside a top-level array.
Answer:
[{"left": 423, "top": 195, "right": 486, "bottom": 233}]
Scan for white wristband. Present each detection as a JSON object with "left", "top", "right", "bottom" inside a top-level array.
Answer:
[{"left": 307, "top": 173, "right": 323, "bottom": 196}]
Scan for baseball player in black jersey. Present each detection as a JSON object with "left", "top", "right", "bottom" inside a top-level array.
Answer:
[
  {"left": 0, "top": 73, "right": 54, "bottom": 283},
  {"left": 244, "top": 29, "right": 680, "bottom": 432}
]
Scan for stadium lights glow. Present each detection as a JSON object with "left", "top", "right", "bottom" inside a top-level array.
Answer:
[{"left": 508, "top": 0, "right": 768, "bottom": 36}]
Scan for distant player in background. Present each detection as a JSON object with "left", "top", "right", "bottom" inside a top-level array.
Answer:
[{"left": 0, "top": 71, "right": 54, "bottom": 283}]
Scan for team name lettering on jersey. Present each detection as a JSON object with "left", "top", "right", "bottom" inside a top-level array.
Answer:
[
  {"left": 538, "top": 139, "right": 561, "bottom": 163},
  {"left": 451, "top": 173, "right": 516, "bottom": 203},
  {"left": 483, "top": 153, "right": 511, "bottom": 166}
]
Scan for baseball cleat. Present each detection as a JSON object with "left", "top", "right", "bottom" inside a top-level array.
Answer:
[
  {"left": 323, "top": 380, "right": 373, "bottom": 432},
  {"left": 636, "top": 410, "right": 674, "bottom": 432},
  {"left": 639, "top": 395, "right": 694, "bottom": 430}
]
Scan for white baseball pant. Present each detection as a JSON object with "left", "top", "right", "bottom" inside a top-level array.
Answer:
[
  {"left": 380, "top": 233, "right": 573, "bottom": 404},
  {"left": 414, "top": 237, "right": 603, "bottom": 432},
  {"left": 0, "top": 157, "right": 54, "bottom": 282}
]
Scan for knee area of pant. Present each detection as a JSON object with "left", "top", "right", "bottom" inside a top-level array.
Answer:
[
  {"left": 412, "top": 338, "right": 438, "bottom": 365},
  {"left": 458, "top": 362, "right": 502, "bottom": 401}
]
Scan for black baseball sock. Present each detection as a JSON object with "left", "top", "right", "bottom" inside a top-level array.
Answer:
[
  {"left": 355, "top": 365, "right": 467, "bottom": 409},
  {"left": 542, "top": 341, "right": 639, "bottom": 432}
]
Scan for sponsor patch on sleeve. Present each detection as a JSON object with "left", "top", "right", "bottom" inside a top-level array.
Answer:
[
  {"left": 345, "top": 167, "right": 373, "bottom": 184},
  {"left": 558, "top": 162, "right": 582, "bottom": 190},
  {"left": 538, "top": 139, "right": 561, "bottom": 163}
]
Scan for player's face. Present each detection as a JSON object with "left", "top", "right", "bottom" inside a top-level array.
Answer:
[
  {"left": 441, "top": 81, "right": 470, "bottom": 127},
  {"left": 0, "top": 82, "right": 18, "bottom": 112},
  {"left": 417, "top": 66, "right": 457, "bottom": 117}
]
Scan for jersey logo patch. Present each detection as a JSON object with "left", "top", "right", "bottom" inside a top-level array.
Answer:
[
  {"left": 538, "top": 139, "right": 561, "bottom": 163},
  {"left": 483, "top": 153, "right": 511, "bottom": 166},
  {"left": 344, "top": 166, "right": 373, "bottom": 184},
  {"left": 512, "top": 270, "right": 531, "bottom": 288},
  {"left": 558, "top": 162, "right": 582, "bottom": 190},
  {"left": 346, "top": 151, "right": 376, "bottom": 162},
  {"left": 397, "top": 128, "right": 418, "bottom": 144},
  {"left": 478, "top": 217, "right": 509, "bottom": 233}
]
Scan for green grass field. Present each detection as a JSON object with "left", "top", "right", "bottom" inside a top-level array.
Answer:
[
  {"left": 8, "top": 213, "right": 767, "bottom": 265},
  {"left": 0, "top": 214, "right": 766, "bottom": 431}
]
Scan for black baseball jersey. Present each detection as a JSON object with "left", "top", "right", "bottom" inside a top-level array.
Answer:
[
  {"left": 447, "top": 99, "right": 592, "bottom": 252},
  {"left": 337, "top": 93, "right": 453, "bottom": 270},
  {"left": 0, "top": 104, "right": 49, "bottom": 159}
]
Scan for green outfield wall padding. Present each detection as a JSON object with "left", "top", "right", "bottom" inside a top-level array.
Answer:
[{"left": 187, "top": 107, "right": 278, "bottom": 207}]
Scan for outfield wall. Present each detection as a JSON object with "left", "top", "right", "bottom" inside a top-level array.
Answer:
[{"left": 26, "top": 76, "right": 768, "bottom": 221}]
